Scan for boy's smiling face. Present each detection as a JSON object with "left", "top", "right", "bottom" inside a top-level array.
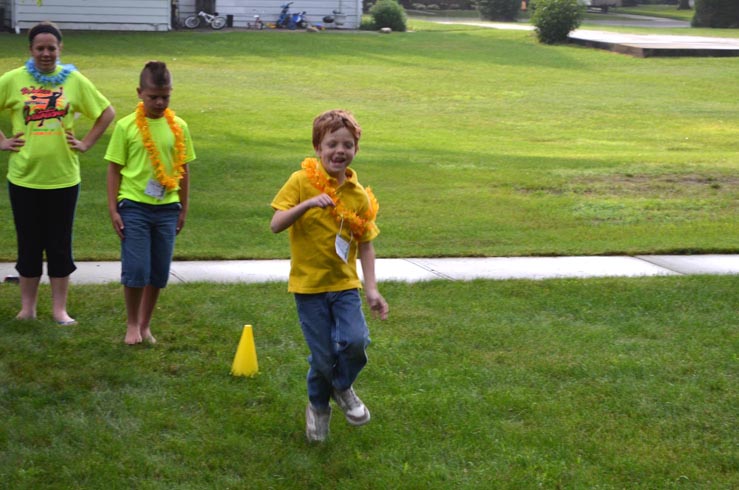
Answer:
[{"left": 315, "top": 127, "right": 358, "bottom": 182}]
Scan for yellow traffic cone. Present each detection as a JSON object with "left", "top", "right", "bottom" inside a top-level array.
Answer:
[{"left": 231, "top": 324, "right": 259, "bottom": 377}]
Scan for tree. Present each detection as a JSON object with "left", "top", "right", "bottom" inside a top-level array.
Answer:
[
  {"left": 692, "top": 0, "right": 739, "bottom": 28},
  {"left": 677, "top": 0, "right": 691, "bottom": 10},
  {"left": 478, "top": 0, "right": 521, "bottom": 22}
]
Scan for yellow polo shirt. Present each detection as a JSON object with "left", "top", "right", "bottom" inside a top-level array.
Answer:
[{"left": 271, "top": 162, "right": 379, "bottom": 294}]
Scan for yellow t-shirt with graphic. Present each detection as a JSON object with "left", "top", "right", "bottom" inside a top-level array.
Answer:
[
  {"left": 271, "top": 162, "right": 379, "bottom": 294},
  {"left": 0, "top": 65, "right": 111, "bottom": 189}
]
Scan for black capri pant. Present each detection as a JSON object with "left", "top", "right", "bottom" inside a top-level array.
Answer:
[{"left": 8, "top": 181, "right": 79, "bottom": 278}]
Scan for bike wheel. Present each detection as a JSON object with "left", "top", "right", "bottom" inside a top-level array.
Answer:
[
  {"left": 211, "top": 16, "right": 227, "bottom": 29},
  {"left": 184, "top": 16, "right": 200, "bottom": 28},
  {"left": 297, "top": 20, "right": 308, "bottom": 29}
]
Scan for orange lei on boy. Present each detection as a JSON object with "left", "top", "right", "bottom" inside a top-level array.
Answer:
[
  {"left": 301, "top": 157, "right": 379, "bottom": 240},
  {"left": 135, "top": 102, "right": 187, "bottom": 191}
]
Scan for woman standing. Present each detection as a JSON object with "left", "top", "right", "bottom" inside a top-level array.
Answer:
[{"left": 0, "top": 21, "right": 115, "bottom": 325}]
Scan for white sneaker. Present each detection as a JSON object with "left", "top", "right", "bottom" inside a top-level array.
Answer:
[
  {"left": 332, "top": 386, "right": 370, "bottom": 426},
  {"left": 305, "top": 404, "right": 331, "bottom": 442}
]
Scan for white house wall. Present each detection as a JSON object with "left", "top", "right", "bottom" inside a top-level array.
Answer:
[
  {"left": 11, "top": 0, "right": 171, "bottom": 32},
  {"left": 176, "top": 0, "right": 196, "bottom": 22},
  {"left": 3, "top": 0, "right": 363, "bottom": 32}
]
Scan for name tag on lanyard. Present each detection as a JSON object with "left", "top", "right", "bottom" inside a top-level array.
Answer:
[
  {"left": 145, "top": 178, "right": 166, "bottom": 200},
  {"left": 335, "top": 217, "right": 351, "bottom": 263}
]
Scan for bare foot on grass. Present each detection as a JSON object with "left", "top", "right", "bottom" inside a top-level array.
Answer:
[
  {"left": 54, "top": 315, "right": 78, "bottom": 326},
  {"left": 141, "top": 327, "right": 156, "bottom": 344},
  {"left": 125, "top": 325, "right": 143, "bottom": 345}
]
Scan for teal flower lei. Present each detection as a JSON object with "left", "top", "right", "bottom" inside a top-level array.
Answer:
[{"left": 25, "top": 58, "right": 76, "bottom": 86}]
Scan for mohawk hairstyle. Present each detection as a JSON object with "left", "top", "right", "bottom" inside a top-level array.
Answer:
[{"left": 139, "top": 61, "right": 171, "bottom": 89}]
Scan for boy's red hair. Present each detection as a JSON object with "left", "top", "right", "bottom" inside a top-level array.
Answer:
[{"left": 312, "top": 110, "right": 362, "bottom": 149}]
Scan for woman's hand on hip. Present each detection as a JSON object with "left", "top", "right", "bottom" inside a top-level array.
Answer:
[
  {"left": 66, "top": 130, "right": 90, "bottom": 152},
  {"left": 0, "top": 132, "right": 25, "bottom": 152}
]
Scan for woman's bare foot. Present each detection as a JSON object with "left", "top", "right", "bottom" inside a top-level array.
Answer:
[
  {"left": 125, "top": 325, "right": 143, "bottom": 345},
  {"left": 54, "top": 315, "right": 78, "bottom": 326},
  {"left": 15, "top": 311, "right": 36, "bottom": 320},
  {"left": 141, "top": 327, "right": 156, "bottom": 344}
]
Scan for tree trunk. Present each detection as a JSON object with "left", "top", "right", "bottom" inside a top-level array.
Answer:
[{"left": 677, "top": 0, "right": 691, "bottom": 10}]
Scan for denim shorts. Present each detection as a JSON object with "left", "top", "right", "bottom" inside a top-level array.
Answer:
[{"left": 118, "top": 199, "right": 180, "bottom": 288}]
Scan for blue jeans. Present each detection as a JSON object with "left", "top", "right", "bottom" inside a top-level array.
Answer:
[
  {"left": 295, "top": 289, "right": 370, "bottom": 409},
  {"left": 118, "top": 199, "right": 180, "bottom": 288}
]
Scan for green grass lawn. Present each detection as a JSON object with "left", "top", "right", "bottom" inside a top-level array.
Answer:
[
  {"left": 1, "top": 276, "right": 737, "bottom": 488},
  {"left": 1, "top": 25, "right": 737, "bottom": 489},
  {"left": 615, "top": 4, "right": 696, "bottom": 22},
  {"left": 0, "top": 26, "right": 737, "bottom": 260},
  {"left": 408, "top": 10, "right": 739, "bottom": 38}
]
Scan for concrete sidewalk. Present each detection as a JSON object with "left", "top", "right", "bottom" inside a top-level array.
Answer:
[{"left": 2, "top": 255, "right": 738, "bottom": 285}]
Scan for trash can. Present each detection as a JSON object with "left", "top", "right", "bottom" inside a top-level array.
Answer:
[{"left": 227, "top": 14, "right": 233, "bottom": 27}]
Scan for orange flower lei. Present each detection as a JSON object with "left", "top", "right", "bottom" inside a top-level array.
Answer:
[
  {"left": 135, "top": 102, "right": 187, "bottom": 191},
  {"left": 301, "top": 157, "right": 379, "bottom": 240}
]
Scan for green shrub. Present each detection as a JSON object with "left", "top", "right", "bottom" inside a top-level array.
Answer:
[
  {"left": 692, "top": 0, "right": 739, "bottom": 28},
  {"left": 359, "top": 16, "right": 378, "bottom": 30},
  {"left": 477, "top": 0, "right": 521, "bottom": 21},
  {"left": 370, "top": 0, "right": 408, "bottom": 31},
  {"left": 531, "top": 0, "right": 583, "bottom": 44}
]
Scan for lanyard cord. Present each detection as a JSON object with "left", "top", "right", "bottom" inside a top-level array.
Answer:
[{"left": 337, "top": 217, "right": 353, "bottom": 246}]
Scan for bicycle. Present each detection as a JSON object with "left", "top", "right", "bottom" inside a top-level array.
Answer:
[
  {"left": 247, "top": 14, "right": 264, "bottom": 30},
  {"left": 275, "top": 2, "right": 308, "bottom": 30},
  {"left": 184, "top": 11, "right": 227, "bottom": 30}
]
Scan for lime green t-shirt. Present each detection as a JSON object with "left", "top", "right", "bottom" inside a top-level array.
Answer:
[
  {"left": 104, "top": 110, "right": 196, "bottom": 205},
  {"left": 0, "top": 65, "right": 111, "bottom": 189},
  {"left": 271, "top": 163, "right": 379, "bottom": 294}
]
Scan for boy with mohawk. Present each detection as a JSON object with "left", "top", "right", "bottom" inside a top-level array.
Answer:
[{"left": 106, "top": 61, "right": 196, "bottom": 345}]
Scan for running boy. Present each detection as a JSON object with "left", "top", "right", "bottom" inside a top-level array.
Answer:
[
  {"left": 105, "top": 61, "right": 196, "bottom": 345},
  {"left": 270, "top": 109, "right": 389, "bottom": 442}
]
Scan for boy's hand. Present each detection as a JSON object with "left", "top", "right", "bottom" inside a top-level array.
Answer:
[
  {"left": 110, "top": 211, "right": 125, "bottom": 240},
  {"left": 176, "top": 211, "right": 186, "bottom": 234},
  {"left": 365, "top": 289, "right": 389, "bottom": 320},
  {"left": 308, "top": 194, "right": 335, "bottom": 209},
  {"left": 271, "top": 193, "right": 335, "bottom": 234}
]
